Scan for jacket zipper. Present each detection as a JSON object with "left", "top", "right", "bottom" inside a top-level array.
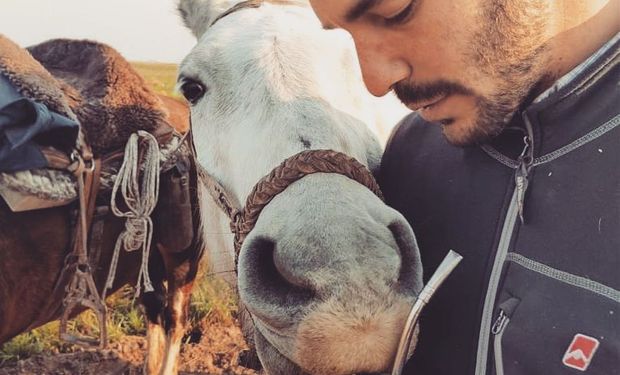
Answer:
[
  {"left": 515, "top": 115, "right": 535, "bottom": 223},
  {"left": 474, "top": 113, "right": 535, "bottom": 375},
  {"left": 492, "top": 310, "right": 510, "bottom": 375}
]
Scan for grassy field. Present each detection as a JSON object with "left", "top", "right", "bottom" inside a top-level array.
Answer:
[
  {"left": 0, "top": 62, "right": 236, "bottom": 365},
  {"left": 131, "top": 61, "right": 181, "bottom": 98}
]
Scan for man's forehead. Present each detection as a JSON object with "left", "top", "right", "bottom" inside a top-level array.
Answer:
[{"left": 309, "top": 0, "right": 384, "bottom": 29}]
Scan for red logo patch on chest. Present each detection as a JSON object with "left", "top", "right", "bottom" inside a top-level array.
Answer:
[{"left": 562, "top": 334, "right": 600, "bottom": 371}]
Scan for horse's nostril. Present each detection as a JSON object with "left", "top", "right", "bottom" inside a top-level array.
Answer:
[
  {"left": 388, "top": 219, "right": 423, "bottom": 294},
  {"left": 239, "top": 237, "right": 315, "bottom": 309}
]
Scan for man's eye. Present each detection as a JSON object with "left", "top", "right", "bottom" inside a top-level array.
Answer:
[{"left": 384, "top": 1, "right": 416, "bottom": 26}]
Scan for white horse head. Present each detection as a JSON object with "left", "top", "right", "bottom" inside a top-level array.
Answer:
[{"left": 178, "top": 1, "right": 420, "bottom": 374}]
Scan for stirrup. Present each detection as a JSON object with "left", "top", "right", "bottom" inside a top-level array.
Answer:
[{"left": 59, "top": 263, "right": 108, "bottom": 348}]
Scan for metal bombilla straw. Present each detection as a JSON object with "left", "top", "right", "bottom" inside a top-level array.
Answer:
[{"left": 391, "top": 250, "right": 463, "bottom": 375}]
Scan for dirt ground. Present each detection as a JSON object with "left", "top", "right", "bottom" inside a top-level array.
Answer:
[{"left": 0, "top": 321, "right": 258, "bottom": 375}]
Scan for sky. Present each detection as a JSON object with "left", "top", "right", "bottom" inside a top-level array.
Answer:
[{"left": 1, "top": 0, "right": 197, "bottom": 63}]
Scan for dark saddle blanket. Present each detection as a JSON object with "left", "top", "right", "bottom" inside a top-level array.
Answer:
[
  {"left": 0, "top": 35, "right": 182, "bottom": 211},
  {"left": 0, "top": 73, "right": 78, "bottom": 172}
]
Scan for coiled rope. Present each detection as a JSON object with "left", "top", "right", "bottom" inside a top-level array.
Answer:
[{"left": 103, "top": 130, "right": 160, "bottom": 299}]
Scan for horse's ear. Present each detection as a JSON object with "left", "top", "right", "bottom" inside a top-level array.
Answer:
[{"left": 177, "top": 0, "right": 237, "bottom": 39}]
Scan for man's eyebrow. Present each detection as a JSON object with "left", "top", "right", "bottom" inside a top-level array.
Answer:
[
  {"left": 345, "top": 0, "right": 383, "bottom": 23},
  {"left": 320, "top": 0, "right": 383, "bottom": 30}
]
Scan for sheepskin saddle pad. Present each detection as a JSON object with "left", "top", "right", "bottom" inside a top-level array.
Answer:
[
  {"left": 1, "top": 35, "right": 171, "bottom": 155},
  {"left": 0, "top": 35, "right": 179, "bottom": 210}
]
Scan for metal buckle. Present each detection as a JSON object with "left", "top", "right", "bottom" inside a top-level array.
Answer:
[{"left": 84, "top": 157, "right": 96, "bottom": 173}]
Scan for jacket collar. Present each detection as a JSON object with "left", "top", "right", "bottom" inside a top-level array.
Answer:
[{"left": 486, "top": 34, "right": 620, "bottom": 162}]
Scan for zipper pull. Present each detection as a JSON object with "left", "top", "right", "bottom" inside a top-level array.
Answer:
[
  {"left": 515, "top": 135, "right": 533, "bottom": 223},
  {"left": 491, "top": 309, "right": 508, "bottom": 335},
  {"left": 515, "top": 168, "right": 529, "bottom": 223}
]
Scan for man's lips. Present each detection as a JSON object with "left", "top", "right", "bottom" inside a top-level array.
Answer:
[{"left": 406, "top": 94, "right": 448, "bottom": 111}]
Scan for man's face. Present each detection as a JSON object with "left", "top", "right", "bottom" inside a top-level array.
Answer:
[{"left": 309, "top": 0, "right": 550, "bottom": 146}]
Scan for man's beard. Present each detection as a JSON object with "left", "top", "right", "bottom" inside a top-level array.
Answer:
[
  {"left": 394, "top": 0, "right": 549, "bottom": 147},
  {"left": 393, "top": 80, "right": 514, "bottom": 146}
]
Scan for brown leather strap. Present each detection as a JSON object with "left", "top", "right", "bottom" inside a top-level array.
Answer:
[
  {"left": 198, "top": 164, "right": 243, "bottom": 228},
  {"left": 210, "top": 0, "right": 306, "bottom": 27},
  {"left": 234, "top": 150, "right": 383, "bottom": 254},
  {"left": 210, "top": 0, "right": 263, "bottom": 27},
  {"left": 199, "top": 149, "right": 383, "bottom": 258},
  {"left": 87, "top": 159, "right": 102, "bottom": 220},
  {"left": 70, "top": 148, "right": 100, "bottom": 264},
  {"left": 40, "top": 147, "right": 73, "bottom": 169},
  {"left": 198, "top": 150, "right": 383, "bottom": 258},
  {"left": 59, "top": 143, "right": 108, "bottom": 348}
]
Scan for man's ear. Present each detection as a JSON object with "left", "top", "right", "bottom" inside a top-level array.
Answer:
[{"left": 177, "top": 0, "right": 238, "bottom": 39}]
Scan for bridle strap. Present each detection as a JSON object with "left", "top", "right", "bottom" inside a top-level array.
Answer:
[
  {"left": 234, "top": 150, "right": 383, "bottom": 255},
  {"left": 189, "top": 116, "right": 244, "bottom": 226},
  {"left": 198, "top": 149, "right": 384, "bottom": 260},
  {"left": 198, "top": 163, "right": 243, "bottom": 226},
  {"left": 210, "top": 0, "right": 263, "bottom": 27},
  {"left": 210, "top": 0, "right": 307, "bottom": 27}
]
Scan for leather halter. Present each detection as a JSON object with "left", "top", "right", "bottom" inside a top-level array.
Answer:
[{"left": 197, "top": 143, "right": 384, "bottom": 262}]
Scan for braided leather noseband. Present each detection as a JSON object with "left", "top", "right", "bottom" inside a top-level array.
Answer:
[{"left": 199, "top": 149, "right": 384, "bottom": 261}]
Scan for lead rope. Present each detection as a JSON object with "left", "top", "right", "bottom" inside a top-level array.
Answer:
[{"left": 103, "top": 130, "right": 160, "bottom": 299}]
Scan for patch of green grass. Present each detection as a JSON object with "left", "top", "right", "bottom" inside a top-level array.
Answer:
[
  {"left": 131, "top": 62, "right": 180, "bottom": 97},
  {"left": 0, "top": 275, "right": 237, "bottom": 364},
  {"left": 0, "top": 321, "right": 69, "bottom": 365},
  {"left": 0, "top": 286, "right": 142, "bottom": 364},
  {"left": 189, "top": 275, "right": 237, "bottom": 327},
  {"left": 0, "top": 331, "right": 47, "bottom": 364}
]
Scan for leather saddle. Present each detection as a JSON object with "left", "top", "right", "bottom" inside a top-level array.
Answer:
[{"left": 0, "top": 35, "right": 181, "bottom": 211}]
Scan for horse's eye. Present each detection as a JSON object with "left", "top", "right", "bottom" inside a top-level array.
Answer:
[{"left": 180, "top": 79, "right": 206, "bottom": 104}]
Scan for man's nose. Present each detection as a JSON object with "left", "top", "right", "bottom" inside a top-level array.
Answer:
[{"left": 352, "top": 31, "right": 410, "bottom": 97}]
